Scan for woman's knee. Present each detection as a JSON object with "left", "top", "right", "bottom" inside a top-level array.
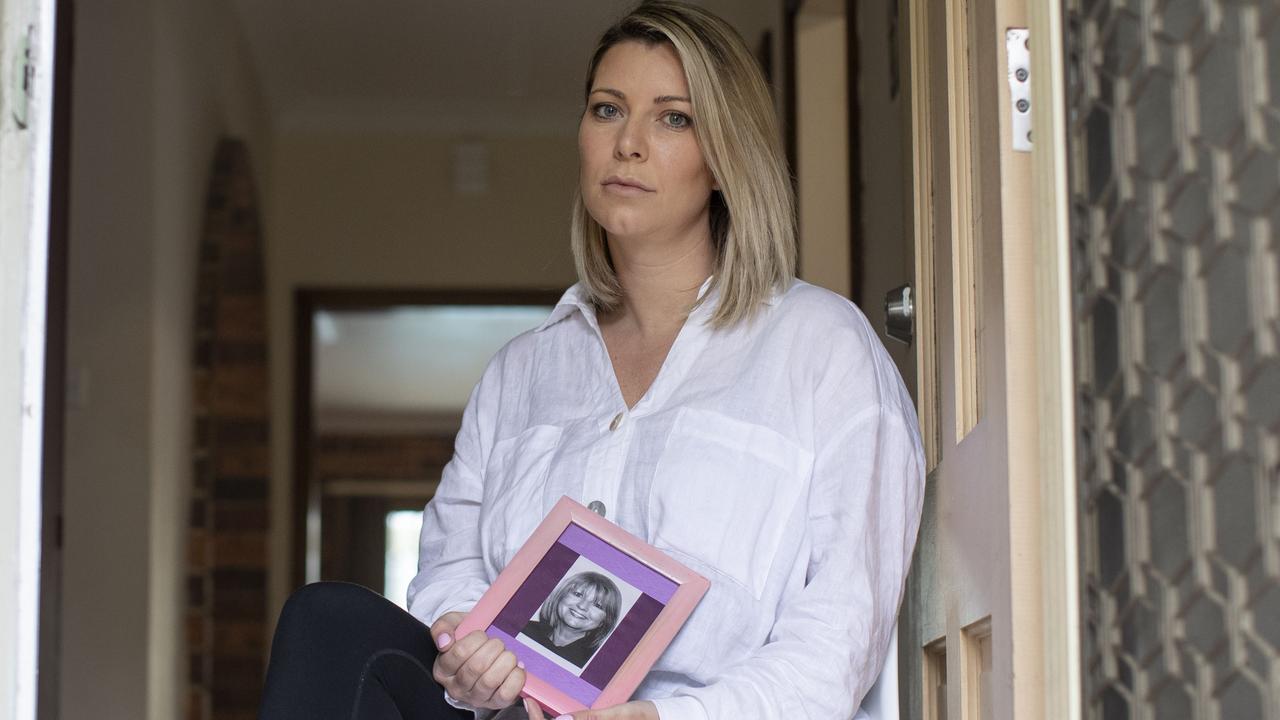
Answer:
[{"left": 277, "top": 581, "right": 381, "bottom": 635}]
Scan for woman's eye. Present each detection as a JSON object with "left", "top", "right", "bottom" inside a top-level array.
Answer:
[
  {"left": 591, "top": 103, "right": 620, "bottom": 120},
  {"left": 664, "top": 112, "right": 692, "bottom": 129}
]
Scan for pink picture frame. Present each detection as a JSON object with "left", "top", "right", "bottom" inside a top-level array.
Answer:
[{"left": 455, "top": 496, "right": 709, "bottom": 716}]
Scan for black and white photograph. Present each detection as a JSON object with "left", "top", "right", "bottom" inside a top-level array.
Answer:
[{"left": 515, "top": 557, "right": 643, "bottom": 673}]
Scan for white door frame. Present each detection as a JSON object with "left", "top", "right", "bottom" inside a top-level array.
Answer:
[{"left": 0, "top": 1, "right": 57, "bottom": 719}]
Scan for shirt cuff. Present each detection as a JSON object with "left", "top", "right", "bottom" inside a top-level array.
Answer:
[
  {"left": 433, "top": 600, "right": 477, "bottom": 624},
  {"left": 443, "top": 689, "right": 498, "bottom": 719},
  {"left": 649, "top": 695, "right": 710, "bottom": 720}
]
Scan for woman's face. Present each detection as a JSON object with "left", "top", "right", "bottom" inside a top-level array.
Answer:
[
  {"left": 557, "top": 584, "right": 608, "bottom": 633},
  {"left": 577, "top": 40, "right": 716, "bottom": 244}
]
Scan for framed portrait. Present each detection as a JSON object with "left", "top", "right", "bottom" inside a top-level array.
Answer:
[{"left": 455, "top": 496, "right": 710, "bottom": 716}]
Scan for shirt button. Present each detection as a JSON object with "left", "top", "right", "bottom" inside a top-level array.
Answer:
[
  {"left": 609, "top": 412, "right": 624, "bottom": 431},
  {"left": 587, "top": 500, "right": 607, "bottom": 516}
]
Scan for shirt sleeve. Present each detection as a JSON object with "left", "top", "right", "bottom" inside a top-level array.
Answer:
[
  {"left": 406, "top": 353, "right": 502, "bottom": 629},
  {"left": 651, "top": 337, "right": 926, "bottom": 719}
]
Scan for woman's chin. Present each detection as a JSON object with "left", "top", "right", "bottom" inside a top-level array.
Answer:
[
  {"left": 600, "top": 224, "right": 656, "bottom": 246},
  {"left": 588, "top": 208, "right": 651, "bottom": 237}
]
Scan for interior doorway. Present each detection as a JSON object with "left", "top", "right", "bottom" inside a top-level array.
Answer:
[{"left": 291, "top": 290, "right": 558, "bottom": 597}]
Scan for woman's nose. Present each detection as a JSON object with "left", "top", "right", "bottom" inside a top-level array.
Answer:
[{"left": 614, "top": 120, "right": 646, "bottom": 161}]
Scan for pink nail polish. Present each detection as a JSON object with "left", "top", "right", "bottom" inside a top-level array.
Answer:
[
  {"left": 517, "top": 660, "right": 526, "bottom": 669},
  {"left": 436, "top": 632, "right": 452, "bottom": 649}
]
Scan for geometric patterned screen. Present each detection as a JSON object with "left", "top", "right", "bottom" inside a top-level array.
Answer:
[{"left": 1067, "top": 0, "right": 1280, "bottom": 716}]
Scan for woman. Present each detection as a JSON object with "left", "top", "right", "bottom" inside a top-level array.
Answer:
[
  {"left": 260, "top": 2, "right": 923, "bottom": 719},
  {"left": 520, "top": 572, "right": 623, "bottom": 667}
]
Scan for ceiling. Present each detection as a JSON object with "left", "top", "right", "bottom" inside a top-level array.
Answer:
[
  {"left": 314, "top": 305, "right": 554, "bottom": 433},
  {"left": 227, "top": 0, "right": 776, "bottom": 135}
]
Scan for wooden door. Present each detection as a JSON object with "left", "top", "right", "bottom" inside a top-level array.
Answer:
[{"left": 896, "top": 0, "right": 1046, "bottom": 714}]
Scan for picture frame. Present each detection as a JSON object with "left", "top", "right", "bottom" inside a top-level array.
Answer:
[{"left": 455, "top": 496, "right": 710, "bottom": 716}]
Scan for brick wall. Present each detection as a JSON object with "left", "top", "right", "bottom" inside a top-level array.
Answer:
[
  {"left": 314, "top": 433, "right": 455, "bottom": 481},
  {"left": 188, "top": 139, "right": 270, "bottom": 720}
]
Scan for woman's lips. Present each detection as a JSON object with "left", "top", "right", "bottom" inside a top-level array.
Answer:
[{"left": 602, "top": 176, "right": 654, "bottom": 195}]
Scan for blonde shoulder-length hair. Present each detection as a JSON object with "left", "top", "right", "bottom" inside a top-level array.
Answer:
[{"left": 571, "top": 0, "right": 796, "bottom": 328}]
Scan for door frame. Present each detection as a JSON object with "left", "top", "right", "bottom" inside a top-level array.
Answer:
[
  {"left": 1026, "top": 0, "right": 1080, "bottom": 713},
  {"left": 902, "top": 0, "right": 1079, "bottom": 713}
]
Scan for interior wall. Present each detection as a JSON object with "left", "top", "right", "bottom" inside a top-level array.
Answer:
[
  {"left": 62, "top": 0, "right": 268, "bottom": 718},
  {"left": 794, "top": 7, "right": 851, "bottom": 298},
  {"left": 265, "top": 131, "right": 580, "bottom": 614}
]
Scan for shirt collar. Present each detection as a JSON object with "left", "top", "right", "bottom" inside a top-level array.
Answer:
[
  {"left": 535, "top": 284, "right": 594, "bottom": 332},
  {"left": 535, "top": 275, "right": 786, "bottom": 332}
]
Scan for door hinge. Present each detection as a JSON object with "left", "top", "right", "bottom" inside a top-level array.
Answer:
[{"left": 1006, "top": 28, "right": 1031, "bottom": 152}]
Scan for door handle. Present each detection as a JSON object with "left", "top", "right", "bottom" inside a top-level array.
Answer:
[{"left": 885, "top": 284, "right": 914, "bottom": 345}]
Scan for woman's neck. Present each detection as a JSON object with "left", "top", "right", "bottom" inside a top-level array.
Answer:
[
  {"left": 603, "top": 225, "right": 714, "bottom": 337},
  {"left": 551, "top": 624, "right": 588, "bottom": 647}
]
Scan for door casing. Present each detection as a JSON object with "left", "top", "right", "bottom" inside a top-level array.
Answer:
[{"left": 897, "top": 0, "right": 1078, "bottom": 713}]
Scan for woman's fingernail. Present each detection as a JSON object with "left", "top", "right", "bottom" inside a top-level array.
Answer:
[
  {"left": 436, "top": 632, "right": 452, "bottom": 649},
  {"left": 554, "top": 715, "right": 572, "bottom": 720},
  {"left": 523, "top": 697, "right": 535, "bottom": 714},
  {"left": 517, "top": 660, "right": 526, "bottom": 669}
]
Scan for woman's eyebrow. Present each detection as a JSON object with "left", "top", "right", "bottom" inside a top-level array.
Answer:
[{"left": 589, "top": 88, "right": 691, "bottom": 104}]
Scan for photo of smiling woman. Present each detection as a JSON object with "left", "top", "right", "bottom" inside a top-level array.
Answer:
[{"left": 520, "top": 572, "right": 622, "bottom": 667}]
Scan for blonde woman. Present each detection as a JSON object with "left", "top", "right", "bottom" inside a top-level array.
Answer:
[
  {"left": 520, "top": 572, "right": 623, "bottom": 667},
  {"left": 259, "top": 2, "right": 923, "bottom": 719}
]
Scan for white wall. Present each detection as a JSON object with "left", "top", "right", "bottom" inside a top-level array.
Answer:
[
  {"left": 795, "top": 9, "right": 851, "bottom": 297},
  {"left": 62, "top": 0, "right": 267, "bottom": 718}
]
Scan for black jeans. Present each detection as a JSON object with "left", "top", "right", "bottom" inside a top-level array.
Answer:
[{"left": 259, "top": 582, "right": 477, "bottom": 719}]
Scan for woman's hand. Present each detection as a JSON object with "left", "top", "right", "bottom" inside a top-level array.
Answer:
[
  {"left": 522, "top": 698, "right": 659, "bottom": 720},
  {"left": 430, "top": 612, "right": 527, "bottom": 710}
]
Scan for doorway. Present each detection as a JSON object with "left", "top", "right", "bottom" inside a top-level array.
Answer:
[{"left": 291, "top": 290, "right": 559, "bottom": 598}]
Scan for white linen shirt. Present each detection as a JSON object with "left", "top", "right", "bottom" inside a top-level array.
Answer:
[{"left": 408, "top": 278, "right": 925, "bottom": 720}]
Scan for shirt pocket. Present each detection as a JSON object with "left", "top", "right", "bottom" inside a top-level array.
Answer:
[
  {"left": 480, "top": 424, "right": 563, "bottom": 570},
  {"left": 648, "top": 407, "right": 813, "bottom": 599}
]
